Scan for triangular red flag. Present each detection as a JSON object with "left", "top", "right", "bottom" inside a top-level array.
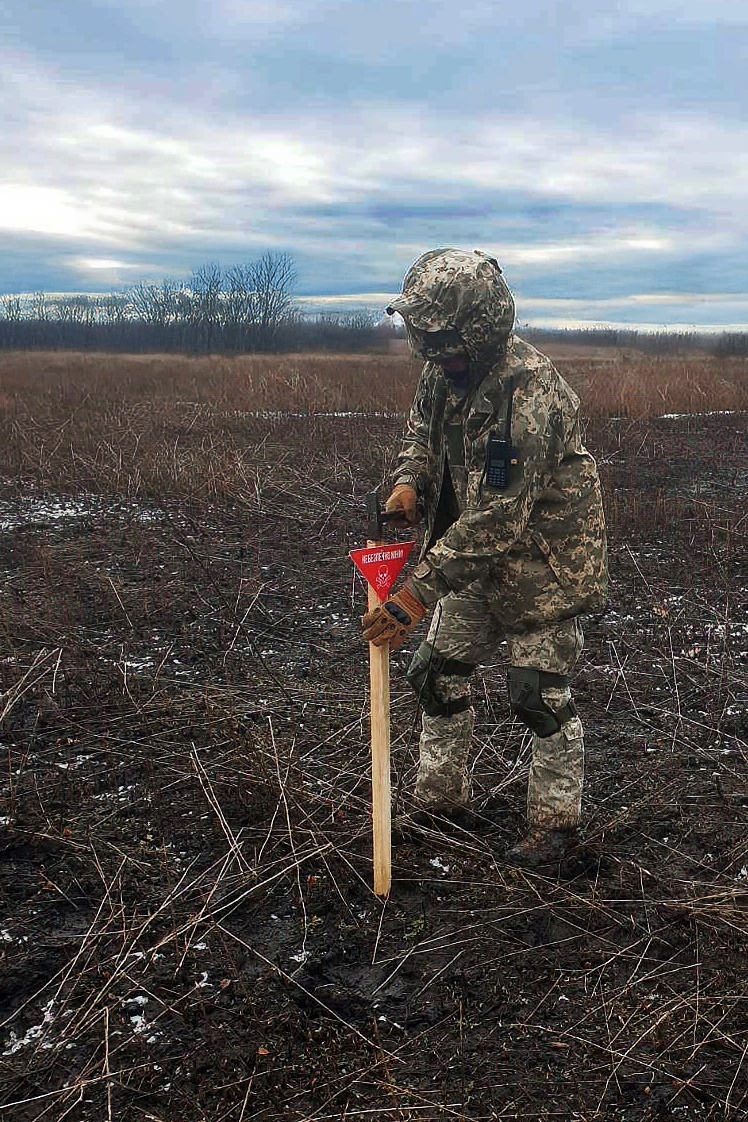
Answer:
[{"left": 349, "top": 540, "right": 415, "bottom": 602}]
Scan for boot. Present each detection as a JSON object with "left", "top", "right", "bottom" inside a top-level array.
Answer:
[{"left": 506, "top": 823, "right": 581, "bottom": 868}]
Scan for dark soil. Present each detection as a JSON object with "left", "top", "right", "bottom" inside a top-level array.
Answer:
[{"left": 1, "top": 407, "right": 747, "bottom": 1121}]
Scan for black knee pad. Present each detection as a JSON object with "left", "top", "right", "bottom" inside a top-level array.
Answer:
[
  {"left": 406, "top": 642, "right": 474, "bottom": 718},
  {"left": 506, "top": 666, "right": 577, "bottom": 738}
]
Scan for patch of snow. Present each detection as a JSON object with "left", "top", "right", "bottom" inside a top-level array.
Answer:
[
  {"left": 120, "top": 657, "right": 156, "bottom": 672},
  {"left": 659, "top": 410, "right": 737, "bottom": 420},
  {"left": 2, "top": 999, "right": 56, "bottom": 1056},
  {"left": 0, "top": 493, "right": 165, "bottom": 533},
  {"left": 429, "top": 857, "right": 451, "bottom": 874},
  {"left": 243, "top": 410, "right": 399, "bottom": 421}
]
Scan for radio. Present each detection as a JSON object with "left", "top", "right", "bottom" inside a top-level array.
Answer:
[{"left": 484, "top": 432, "right": 519, "bottom": 490}]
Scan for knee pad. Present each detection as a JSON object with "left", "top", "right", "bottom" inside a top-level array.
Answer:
[
  {"left": 406, "top": 642, "right": 474, "bottom": 718},
  {"left": 507, "top": 666, "right": 577, "bottom": 738}
]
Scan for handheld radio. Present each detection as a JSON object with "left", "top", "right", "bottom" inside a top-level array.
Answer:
[
  {"left": 481, "top": 375, "right": 518, "bottom": 493},
  {"left": 484, "top": 433, "right": 518, "bottom": 490}
]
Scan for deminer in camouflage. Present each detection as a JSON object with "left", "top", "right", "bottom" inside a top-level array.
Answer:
[{"left": 361, "top": 248, "right": 608, "bottom": 864}]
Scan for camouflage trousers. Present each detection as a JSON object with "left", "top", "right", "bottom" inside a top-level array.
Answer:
[{"left": 413, "top": 583, "right": 585, "bottom": 829}]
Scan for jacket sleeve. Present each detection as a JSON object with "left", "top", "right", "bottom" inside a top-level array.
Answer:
[{"left": 409, "top": 382, "right": 563, "bottom": 606}]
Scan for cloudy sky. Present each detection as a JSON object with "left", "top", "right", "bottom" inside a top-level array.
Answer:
[{"left": 1, "top": 0, "right": 746, "bottom": 327}]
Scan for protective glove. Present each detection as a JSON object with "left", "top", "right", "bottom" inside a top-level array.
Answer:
[
  {"left": 385, "top": 483, "right": 419, "bottom": 528},
  {"left": 362, "top": 583, "right": 427, "bottom": 650}
]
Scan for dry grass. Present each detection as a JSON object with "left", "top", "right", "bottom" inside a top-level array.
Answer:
[
  {"left": 0, "top": 352, "right": 420, "bottom": 502},
  {"left": 0, "top": 347, "right": 746, "bottom": 508},
  {"left": 0, "top": 350, "right": 421, "bottom": 414},
  {"left": 1, "top": 346, "right": 747, "bottom": 419},
  {"left": 560, "top": 350, "right": 748, "bottom": 418},
  {"left": 0, "top": 357, "right": 364, "bottom": 502}
]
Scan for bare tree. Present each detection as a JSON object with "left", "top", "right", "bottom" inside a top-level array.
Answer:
[
  {"left": 250, "top": 252, "right": 297, "bottom": 345},
  {"left": 32, "top": 292, "right": 49, "bottom": 321},
  {"left": 189, "top": 262, "right": 224, "bottom": 348},
  {"left": 1, "top": 295, "right": 23, "bottom": 321},
  {"left": 225, "top": 263, "right": 258, "bottom": 325}
]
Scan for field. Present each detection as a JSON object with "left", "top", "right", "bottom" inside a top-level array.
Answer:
[{"left": 1, "top": 347, "right": 747, "bottom": 1122}]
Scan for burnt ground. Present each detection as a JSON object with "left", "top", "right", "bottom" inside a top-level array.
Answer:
[{"left": 1, "top": 407, "right": 747, "bottom": 1121}]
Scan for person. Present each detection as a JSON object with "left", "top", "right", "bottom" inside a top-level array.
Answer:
[{"left": 361, "top": 248, "right": 608, "bottom": 864}]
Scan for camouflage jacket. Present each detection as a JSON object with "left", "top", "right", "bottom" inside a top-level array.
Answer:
[{"left": 394, "top": 335, "right": 609, "bottom": 615}]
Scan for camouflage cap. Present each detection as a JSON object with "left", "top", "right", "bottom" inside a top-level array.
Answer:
[
  {"left": 385, "top": 294, "right": 451, "bottom": 332},
  {"left": 386, "top": 248, "right": 515, "bottom": 367}
]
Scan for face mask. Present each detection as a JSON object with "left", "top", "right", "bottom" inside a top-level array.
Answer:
[
  {"left": 442, "top": 366, "right": 473, "bottom": 395},
  {"left": 407, "top": 326, "right": 466, "bottom": 363}
]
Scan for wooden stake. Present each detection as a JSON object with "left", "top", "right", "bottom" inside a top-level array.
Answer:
[{"left": 367, "top": 545, "right": 391, "bottom": 898}]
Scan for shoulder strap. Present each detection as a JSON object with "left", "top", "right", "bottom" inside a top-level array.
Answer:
[{"left": 504, "top": 374, "right": 515, "bottom": 441}]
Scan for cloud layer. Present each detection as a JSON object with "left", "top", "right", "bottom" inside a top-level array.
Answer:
[{"left": 2, "top": 1, "right": 747, "bottom": 326}]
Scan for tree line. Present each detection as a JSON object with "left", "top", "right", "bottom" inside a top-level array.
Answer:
[
  {"left": 523, "top": 325, "right": 748, "bottom": 357},
  {"left": 0, "top": 254, "right": 395, "bottom": 354},
  {"left": 3, "top": 252, "right": 745, "bottom": 357}
]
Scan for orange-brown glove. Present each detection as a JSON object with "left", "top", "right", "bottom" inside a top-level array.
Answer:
[
  {"left": 385, "top": 483, "right": 419, "bottom": 528},
  {"left": 362, "top": 583, "right": 427, "bottom": 650}
]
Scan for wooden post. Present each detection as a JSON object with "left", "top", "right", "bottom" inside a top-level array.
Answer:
[{"left": 367, "top": 547, "right": 391, "bottom": 898}]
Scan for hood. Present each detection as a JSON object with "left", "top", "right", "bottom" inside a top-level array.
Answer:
[{"left": 386, "top": 248, "right": 515, "bottom": 370}]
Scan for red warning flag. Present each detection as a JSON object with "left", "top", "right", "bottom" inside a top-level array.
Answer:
[{"left": 349, "top": 541, "right": 415, "bottom": 602}]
